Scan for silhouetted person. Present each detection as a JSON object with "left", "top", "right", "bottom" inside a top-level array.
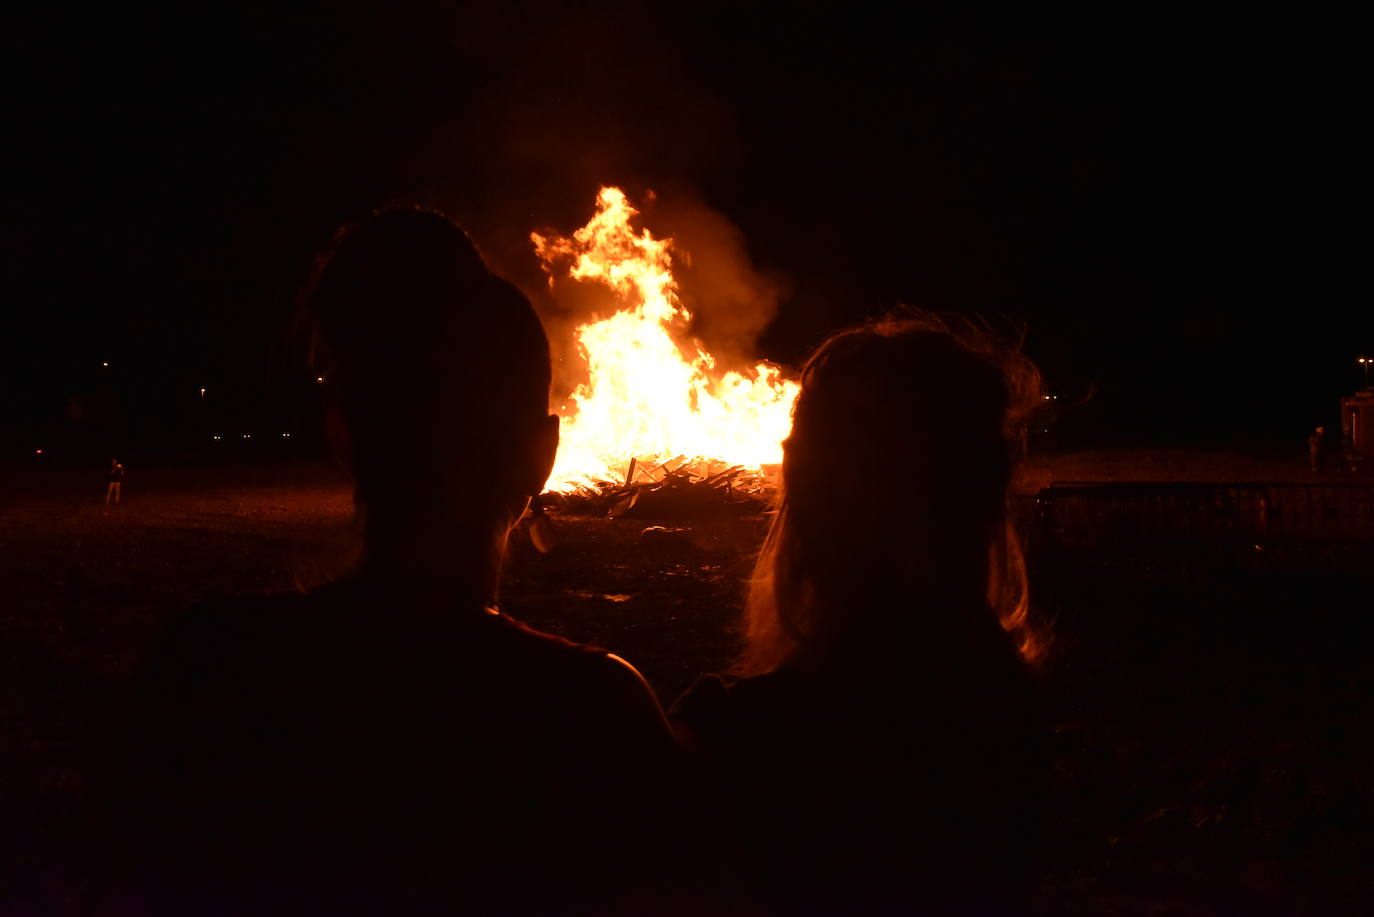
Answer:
[
  {"left": 105, "top": 459, "right": 124, "bottom": 504},
  {"left": 105, "top": 210, "right": 749, "bottom": 916},
  {"left": 1309, "top": 425, "right": 1325, "bottom": 472},
  {"left": 671, "top": 314, "right": 1049, "bottom": 916}
]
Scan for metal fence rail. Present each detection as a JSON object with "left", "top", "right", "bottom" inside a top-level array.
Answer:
[{"left": 1013, "top": 483, "right": 1374, "bottom": 574}]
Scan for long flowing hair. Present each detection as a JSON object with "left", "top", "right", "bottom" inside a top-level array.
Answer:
[{"left": 740, "top": 311, "right": 1045, "bottom": 675}]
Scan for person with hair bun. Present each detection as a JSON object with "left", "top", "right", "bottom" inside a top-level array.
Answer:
[
  {"left": 108, "top": 209, "right": 750, "bottom": 917},
  {"left": 671, "top": 312, "right": 1049, "bottom": 916}
]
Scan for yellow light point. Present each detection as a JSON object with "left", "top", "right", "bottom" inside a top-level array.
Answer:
[{"left": 533, "top": 187, "right": 800, "bottom": 492}]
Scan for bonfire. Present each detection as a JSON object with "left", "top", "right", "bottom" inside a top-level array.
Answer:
[{"left": 532, "top": 188, "right": 798, "bottom": 510}]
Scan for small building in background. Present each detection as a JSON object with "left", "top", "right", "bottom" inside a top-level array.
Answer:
[{"left": 1341, "top": 388, "right": 1374, "bottom": 455}]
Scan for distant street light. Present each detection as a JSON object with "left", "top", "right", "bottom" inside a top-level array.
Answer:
[
  {"left": 316, "top": 375, "right": 325, "bottom": 384},
  {"left": 101, "top": 361, "right": 109, "bottom": 368},
  {"left": 200, "top": 387, "right": 206, "bottom": 400}
]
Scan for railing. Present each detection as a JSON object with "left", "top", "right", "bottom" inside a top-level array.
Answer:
[{"left": 1015, "top": 482, "right": 1374, "bottom": 575}]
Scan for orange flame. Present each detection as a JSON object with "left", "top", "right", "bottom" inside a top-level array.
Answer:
[{"left": 533, "top": 188, "right": 799, "bottom": 493}]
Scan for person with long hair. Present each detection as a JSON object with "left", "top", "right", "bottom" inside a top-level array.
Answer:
[
  {"left": 107, "top": 209, "right": 748, "bottom": 916},
  {"left": 671, "top": 312, "right": 1049, "bottom": 916}
]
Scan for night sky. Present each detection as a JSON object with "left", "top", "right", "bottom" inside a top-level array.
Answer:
[{"left": 5, "top": 5, "right": 1366, "bottom": 455}]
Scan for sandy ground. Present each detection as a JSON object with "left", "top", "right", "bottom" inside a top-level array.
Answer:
[{"left": 2, "top": 455, "right": 1372, "bottom": 914}]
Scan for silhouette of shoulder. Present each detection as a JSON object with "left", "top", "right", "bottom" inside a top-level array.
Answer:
[
  {"left": 141, "top": 585, "right": 657, "bottom": 710},
  {"left": 670, "top": 623, "right": 1046, "bottom": 916},
  {"left": 674, "top": 614, "right": 1041, "bottom": 750},
  {"left": 121, "top": 585, "right": 693, "bottom": 915}
]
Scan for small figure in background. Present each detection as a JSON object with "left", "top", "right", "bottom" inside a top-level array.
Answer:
[
  {"left": 1308, "top": 426, "right": 1324, "bottom": 473},
  {"left": 105, "top": 458, "right": 125, "bottom": 505}
]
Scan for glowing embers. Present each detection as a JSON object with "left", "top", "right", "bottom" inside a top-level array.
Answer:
[{"left": 533, "top": 188, "right": 798, "bottom": 493}]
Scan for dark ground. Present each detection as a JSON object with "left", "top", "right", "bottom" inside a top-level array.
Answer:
[{"left": 2, "top": 455, "right": 1372, "bottom": 915}]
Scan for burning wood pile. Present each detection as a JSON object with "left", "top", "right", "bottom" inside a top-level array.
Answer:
[
  {"left": 542, "top": 457, "right": 779, "bottom": 520},
  {"left": 532, "top": 188, "right": 799, "bottom": 507}
]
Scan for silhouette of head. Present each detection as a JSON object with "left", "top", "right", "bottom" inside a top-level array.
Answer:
[
  {"left": 743, "top": 312, "right": 1042, "bottom": 673},
  {"left": 303, "top": 209, "right": 557, "bottom": 575}
]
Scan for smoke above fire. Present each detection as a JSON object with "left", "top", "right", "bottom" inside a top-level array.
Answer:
[{"left": 531, "top": 187, "right": 799, "bottom": 492}]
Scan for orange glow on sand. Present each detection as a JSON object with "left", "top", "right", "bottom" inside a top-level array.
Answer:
[{"left": 533, "top": 188, "right": 799, "bottom": 493}]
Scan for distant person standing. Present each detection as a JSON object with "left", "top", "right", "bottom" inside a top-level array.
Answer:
[
  {"left": 105, "top": 459, "right": 124, "bottom": 505},
  {"left": 1308, "top": 426, "right": 1324, "bottom": 473}
]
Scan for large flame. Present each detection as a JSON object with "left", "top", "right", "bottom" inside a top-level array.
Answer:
[{"left": 533, "top": 188, "right": 799, "bottom": 493}]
